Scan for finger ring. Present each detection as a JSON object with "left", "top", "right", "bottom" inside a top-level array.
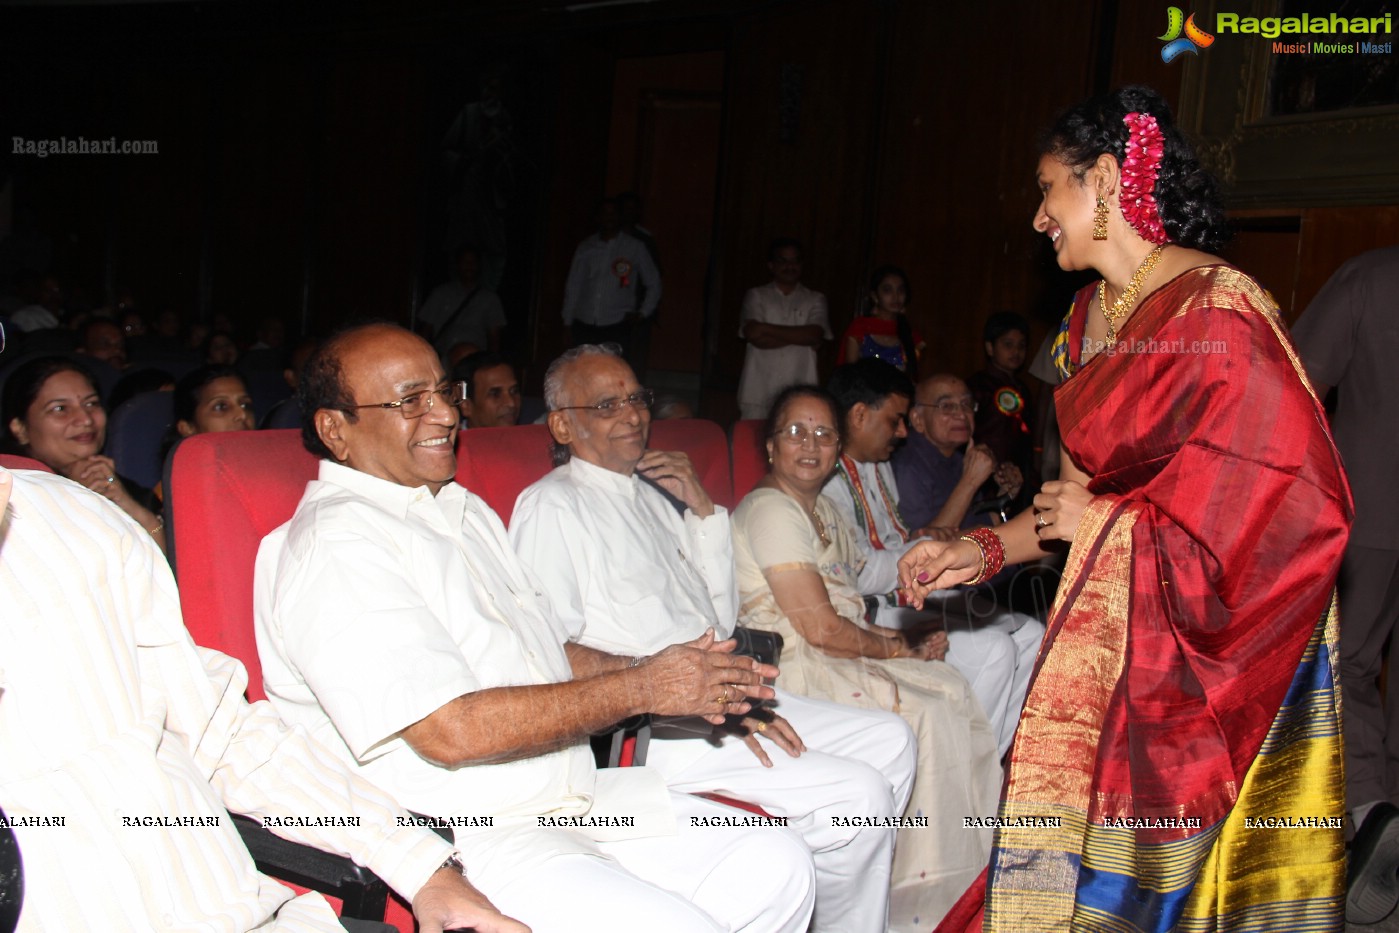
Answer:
[
  {"left": 106, "top": 475, "right": 115, "bottom": 484},
  {"left": 755, "top": 722, "right": 767, "bottom": 733},
  {"left": 1035, "top": 513, "right": 1048, "bottom": 528}
]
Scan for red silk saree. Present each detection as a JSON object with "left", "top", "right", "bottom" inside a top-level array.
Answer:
[{"left": 943, "top": 266, "right": 1352, "bottom": 933}]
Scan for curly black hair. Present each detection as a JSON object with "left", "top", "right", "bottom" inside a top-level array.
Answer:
[{"left": 1040, "top": 85, "right": 1229, "bottom": 253}]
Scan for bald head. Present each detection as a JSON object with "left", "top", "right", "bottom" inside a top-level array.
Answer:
[
  {"left": 910, "top": 373, "right": 976, "bottom": 455},
  {"left": 301, "top": 324, "right": 459, "bottom": 494}
]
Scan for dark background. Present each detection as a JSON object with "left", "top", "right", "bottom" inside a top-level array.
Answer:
[{"left": 2, "top": 0, "right": 1395, "bottom": 416}]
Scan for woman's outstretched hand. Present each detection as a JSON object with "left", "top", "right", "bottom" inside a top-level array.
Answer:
[{"left": 897, "top": 539, "right": 982, "bottom": 608}]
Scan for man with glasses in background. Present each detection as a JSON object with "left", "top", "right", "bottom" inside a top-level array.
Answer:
[
  {"left": 823, "top": 359, "right": 1042, "bottom": 757},
  {"left": 255, "top": 323, "right": 817, "bottom": 933},
  {"left": 450, "top": 351, "right": 522, "bottom": 429},
  {"left": 892, "top": 373, "right": 1023, "bottom": 534},
  {"left": 512, "top": 344, "right": 917, "bottom": 933}
]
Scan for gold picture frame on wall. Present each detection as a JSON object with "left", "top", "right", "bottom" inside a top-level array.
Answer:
[{"left": 1175, "top": 0, "right": 1399, "bottom": 208}]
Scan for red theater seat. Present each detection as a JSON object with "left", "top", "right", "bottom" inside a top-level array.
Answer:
[
  {"left": 454, "top": 423, "right": 554, "bottom": 523},
  {"left": 650, "top": 419, "right": 734, "bottom": 509},
  {"left": 166, "top": 431, "right": 409, "bottom": 929},
  {"left": 0, "top": 454, "right": 53, "bottom": 473},
  {"left": 730, "top": 419, "right": 769, "bottom": 504},
  {"left": 168, "top": 430, "right": 318, "bottom": 703}
]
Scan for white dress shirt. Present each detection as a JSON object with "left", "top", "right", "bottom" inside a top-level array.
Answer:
[
  {"left": 416, "top": 280, "right": 506, "bottom": 357},
  {"left": 736, "top": 282, "right": 831, "bottom": 419},
  {"left": 255, "top": 461, "right": 673, "bottom": 862},
  {"left": 0, "top": 468, "right": 453, "bottom": 931},
  {"left": 510, "top": 458, "right": 736, "bottom": 655},
  {"left": 510, "top": 457, "right": 921, "bottom": 933},
  {"left": 561, "top": 231, "right": 661, "bottom": 327}
]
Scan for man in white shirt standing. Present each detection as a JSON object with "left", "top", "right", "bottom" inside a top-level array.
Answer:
[
  {"left": 511, "top": 344, "right": 917, "bottom": 933},
  {"left": 823, "top": 358, "right": 1044, "bottom": 756},
  {"left": 736, "top": 238, "right": 831, "bottom": 420},
  {"left": 562, "top": 198, "right": 660, "bottom": 354},
  {"left": 254, "top": 323, "right": 815, "bottom": 933}
]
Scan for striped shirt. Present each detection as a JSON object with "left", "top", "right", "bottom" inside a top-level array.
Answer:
[{"left": 0, "top": 468, "right": 454, "bottom": 931}]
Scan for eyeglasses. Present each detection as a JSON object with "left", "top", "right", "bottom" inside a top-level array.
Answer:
[
  {"left": 554, "top": 389, "right": 655, "bottom": 419},
  {"left": 773, "top": 424, "right": 840, "bottom": 447},
  {"left": 916, "top": 399, "right": 978, "bottom": 416},
  {"left": 348, "top": 382, "right": 465, "bottom": 420}
]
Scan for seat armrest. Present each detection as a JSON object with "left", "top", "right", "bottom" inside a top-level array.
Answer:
[{"left": 231, "top": 813, "right": 390, "bottom": 919}]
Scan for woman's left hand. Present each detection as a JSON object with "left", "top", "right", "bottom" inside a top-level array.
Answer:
[
  {"left": 1032, "top": 480, "right": 1093, "bottom": 542},
  {"left": 72, "top": 455, "right": 130, "bottom": 505},
  {"left": 740, "top": 713, "right": 805, "bottom": 767}
]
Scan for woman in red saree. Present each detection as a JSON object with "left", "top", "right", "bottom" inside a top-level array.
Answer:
[{"left": 900, "top": 86, "right": 1352, "bottom": 932}]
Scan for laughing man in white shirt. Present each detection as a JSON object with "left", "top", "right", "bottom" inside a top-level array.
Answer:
[{"left": 254, "top": 324, "right": 815, "bottom": 933}]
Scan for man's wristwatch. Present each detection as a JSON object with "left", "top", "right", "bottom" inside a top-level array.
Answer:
[{"left": 439, "top": 854, "right": 467, "bottom": 877}]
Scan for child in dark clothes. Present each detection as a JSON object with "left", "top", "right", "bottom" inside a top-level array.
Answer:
[{"left": 966, "top": 311, "right": 1035, "bottom": 505}]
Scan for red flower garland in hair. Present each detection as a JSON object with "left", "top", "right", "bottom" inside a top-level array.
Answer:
[{"left": 1119, "top": 112, "right": 1170, "bottom": 245}]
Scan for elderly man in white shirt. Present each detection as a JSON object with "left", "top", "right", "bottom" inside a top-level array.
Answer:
[
  {"left": 0, "top": 465, "right": 525, "bottom": 933},
  {"left": 254, "top": 324, "right": 815, "bottom": 933},
  {"left": 510, "top": 344, "right": 917, "bottom": 933},
  {"left": 825, "top": 359, "right": 1045, "bottom": 756}
]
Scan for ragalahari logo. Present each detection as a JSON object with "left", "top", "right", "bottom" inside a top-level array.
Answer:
[{"left": 1159, "top": 7, "right": 1216, "bottom": 62}]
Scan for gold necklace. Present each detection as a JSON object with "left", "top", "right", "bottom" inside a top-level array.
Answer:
[
  {"left": 811, "top": 508, "right": 831, "bottom": 547},
  {"left": 1097, "top": 245, "right": 1166, "bottom": 343}
]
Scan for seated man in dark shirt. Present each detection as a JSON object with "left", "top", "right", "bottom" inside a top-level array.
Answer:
[{"left": 893, "top": 373, "right": 1021, "bottom": 534}]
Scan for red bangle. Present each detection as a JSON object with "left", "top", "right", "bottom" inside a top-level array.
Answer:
[{"left": 960, "top": 527, "right": 1005, "bottom": 585}]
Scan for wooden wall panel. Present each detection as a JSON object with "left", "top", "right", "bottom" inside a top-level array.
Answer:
[
  {"left": 1295, "top": 205, "right": 1399, "bottom": 317},
  {"left": 311, "top": 57, "right": 427, "bottom": 333},
  {"left": 5, "top": 0, "right": 1397, "bottom": 401},
  {"left": 869, "top": 0, "right": 1103, "bottom": 384},
  {"left": 533, "top": 36, "right": 615, "bottom": 381},
  {"left": 708, "top": 0, "right": 886, "bottom": 415},
  {"left": 207, "top": 60, "right": 316, "bottom": 335}
]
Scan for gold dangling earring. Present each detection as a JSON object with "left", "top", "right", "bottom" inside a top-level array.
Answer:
[{"left": 1093, "top": 196, "right": 1109, "bottom": 240}]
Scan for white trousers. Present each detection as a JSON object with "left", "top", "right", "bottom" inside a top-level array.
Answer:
[
  {"left": 469, "top": 790, "right": 815, "bottom": 932},
  {"left": 882, "top": 602, "right": 1044, "bottom": 756},
  {"left": 646, "top": 689, "right": 917, "bottom": 933}
]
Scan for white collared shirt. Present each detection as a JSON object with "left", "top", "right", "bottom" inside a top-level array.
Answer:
[
  {"left": 1, "top": 467, "right": 452, "bottom": 931},
  {"left": 255, "top": 460, "right": 671, "bottom": 839},
  {"left": 736, "top": 281, "right": 831, "bottom": 415},
  {"left": 561, "top": 231, "right": 661, "bottom": 326},
  {"left": 510, "top": 458, "right": 737, "bottom": 657}
]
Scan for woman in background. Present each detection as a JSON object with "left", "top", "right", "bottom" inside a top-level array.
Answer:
[
  {"left": 172, "top": 364, "right": 255, "bottom": 439},
  {"left": 3, "top": 355, "right": 165, "bottom": 552},
  {"left": 838, "top": 266, "right": 923, "bottom": 377}
]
